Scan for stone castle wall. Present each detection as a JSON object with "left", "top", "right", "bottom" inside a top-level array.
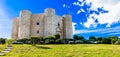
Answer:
[
  {"left": 11, "top": 18, "right": 19, "bottom": 39},
  {"left": 18, "top": 10, "right": 32, "bottom": 38},
  {"left": 30, "top": 14, "right": 45, "bottom": 37},
  {"left": 12, "top": 8, "right": 73, "bottom": 39},
  {"left": 44, "top": 8, "right": 63, "bottom": 38},
  {"left": 63, "top": 15, "right": 73, "bottom": 38}
]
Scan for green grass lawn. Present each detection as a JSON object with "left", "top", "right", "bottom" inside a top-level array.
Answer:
[
  {"left": 1, "top": 44, "right": 120, "bottom": 57},
  {"left": 0, "top": 44, "right": 6, "bottom": 52}
]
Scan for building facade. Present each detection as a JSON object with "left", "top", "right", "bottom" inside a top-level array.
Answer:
[{"left": 12, "top": 8, "right": 73, "bottom": 39}]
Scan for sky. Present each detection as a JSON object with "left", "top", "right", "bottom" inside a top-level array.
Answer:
[{"left": 0, "top": 0, "right": 120, "bottom": 39}]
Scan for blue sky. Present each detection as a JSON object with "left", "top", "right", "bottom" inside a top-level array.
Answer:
[{"left": 0, "top": 0, "right": 120, "bottom": 39}]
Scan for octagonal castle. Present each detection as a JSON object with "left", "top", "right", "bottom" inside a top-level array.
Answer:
[{"left": 12, "top": 8, "right": 73, "bottom": 39}]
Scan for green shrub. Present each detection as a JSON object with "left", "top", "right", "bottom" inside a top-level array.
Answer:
[
  {"left": 115, "top": 39, "right": 120, "bottom": 45},
  {"left": 61, "top": 38, "right": 74, "bottom": 44},
  {"left": 75, "top": 40, "right": 84, "bottom": 44},
  {"left": 89, "top": 36, "right": 96, "bottom": 41},
  {"left": 68, "top": 41, "right": 75, "bottom": 44},
  {"left": 102, "top": 38, "right": 111, "bottom": 44},
  {"left": 55, "top": 39, "right": 62, "bottom": 44},
  {"left": 0, "top": 38, "right": 6, "bottom": 44},
  {"left": 12, "top": 41, "right": 24, "bottom": 44},
  {"left": 54, "top": 34, "right": 60, "bottom": 40},
  {"left": 30, "top": 36, "right": 42, "bottom": 45},
  {"left": 74, "top": 35, "right": 84, "bottom": 40},
  {"left": 110, "top": 36, "right": 118, "bottom": 44},
  {"left": 16, "top": 38, "right": 30, "bottom": 44},
  {"left": 44, "top": 36, "right": 55, "bottom": 44}
]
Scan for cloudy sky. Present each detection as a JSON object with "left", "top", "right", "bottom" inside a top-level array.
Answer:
[{"left": 0, "top": 0, "right": 120, "bottom": 39}]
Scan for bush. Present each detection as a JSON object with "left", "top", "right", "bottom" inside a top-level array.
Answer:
[
  {"left": 55, "top": 39, "right": 62, "bottom": 44},
  {"left": 30, "top": 36, "right": 42, "bottom": 45},
  {"left": 110, "top": 36, "right": 118, "bottom": 44},
  {"left": 12, "top": 41, "right": 24, "bottom": 44},
  {"left": 61, "top": 38, "right": 74, "bottom": 44},
  {"left": 16, "top": 38, "right": 30, "bottom": 44},
  {"left": 74, "top": 35, "right": 84, "bottom": 40},
  {"left": 102, "top": 38, "right": 111, "bottom": 44},
  {"left": 74, "top": 35, "right": 79, "bottom": 40},
  {"left": 54, "top": 34, "right": 60, "bottom": 40},
  {"left": 75, "top": 40, "right": 84, "bottom": 44},
  {"left": 68, "top": 41, "right": 75, "bottom": 44},
  {"left": 89, "top": 36, "right": 96, "bottom": 41},
  {"left": 0, "top": 38, "right": 6, "bottom": 44},
  {"left": 44, "top": 36, "right": 55, "bottom": 44},
  {"left": 115, "top": 39, "right": 120, "bottom": 45}
]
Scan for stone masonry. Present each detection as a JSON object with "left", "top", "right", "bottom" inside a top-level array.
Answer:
[{"left": 11, "top": 8, "right": 73, "bottom": 39}]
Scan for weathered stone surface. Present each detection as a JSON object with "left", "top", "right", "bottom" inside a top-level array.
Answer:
[
  {"left": 11, "top": 18, "right": 19, "bottom": 39},
  {"left": 12, "top": 8, "right": 73, "bottom": 39}
]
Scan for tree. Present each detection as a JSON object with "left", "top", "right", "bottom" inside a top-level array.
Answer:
[
  {"left": 96, "top": 37, "right": 103, "bottom": 41},
  {"left": 110, "top": 36, "right": 118, "bottom": 44},
  {"left": 102, "top": 38, "right": 111, "bottom": 44},
  {"left": 89, "top": 36, "right": 96, "bottom": 41},
  {"left": 78, "top": 36, "right": 84, "bottom": 40},
  {"left": 115, "top": 39, "right": 120, "bottom": 45},
  {"left": 74, "top": 35, "right": 79, "bottom": 40},
  {"left": 54, "top": 34, "right": 60, "bottom": 40},
  {"left": 0, "top": 38, "right": 6, "bottom": 44},
  {"left": 16, "top": 38, "right": 30, "bottom": 44},
  {"left": 74, "top": 35, "right": 84, "bottom": 40},
  {"left": 30, "top": 36, "right": 42, "bottom": 46},
  {"left": 44, "top": 36, "right": 55, "bottom": 44}
]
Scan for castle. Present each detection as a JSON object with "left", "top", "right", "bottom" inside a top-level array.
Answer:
[{"left": 12, "top": 8, "right": 73, "bottom": 39}]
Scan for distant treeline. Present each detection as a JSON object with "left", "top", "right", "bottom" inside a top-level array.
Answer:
[{"left": 0, "top": 34, "right": 120, "bottom": 45}]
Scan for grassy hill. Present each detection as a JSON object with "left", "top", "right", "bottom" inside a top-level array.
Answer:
[{"left": 1, "top": 44, "right": 120, "bottom": 57}]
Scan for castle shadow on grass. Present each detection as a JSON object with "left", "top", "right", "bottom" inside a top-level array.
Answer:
[{"left": 34, "top": 46, "right": 52, "bottom": 49}]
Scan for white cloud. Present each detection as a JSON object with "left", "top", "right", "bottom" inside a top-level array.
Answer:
[
  {"left": 72, "top": 22, "right": 77, "bottom": 34},
  {"left": 74, "top": 26, "right": 120, "bottom": 35},
  {"left": 84, "top": 0, "right": 120, "bottom": 28},
  {"left": 83, "top": 18, "right": 97, "bottom": 28},
  {"left": 63, "top": 4, "right": 66, "bottom": 7},
  {"left": 108, "top": 33, "right": 120, "bottom": 35},
  {"left": 77, "top": 10, "right": 81, "bottom": 14},
  {"left": 77, "top": 9, "right": 85, "bottom": 14},
  {"left": 73, "top": 1, "right": 84, "bottom": 6},
  {"left": 80, "top": 22, "right": 82, "bottom": 25}
]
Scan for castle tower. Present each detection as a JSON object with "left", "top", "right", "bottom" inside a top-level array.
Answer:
[
  {"left": 62, "top": 15, "right": 73, "bottom": 38},
  {"left": 18, "top": 10, "right": 32, "bottom": 39},
  {"left": 44, "top": 8, "right": 63, "bottom": 38},
  {"left": 11, "top": 18, "right": 19, "bottom": 39},
  {"left": 44, "top": 8, "right": 56, "bottom": 36},
  {"left": 45, "top": 8, "right": 55, "bottom": 16}
]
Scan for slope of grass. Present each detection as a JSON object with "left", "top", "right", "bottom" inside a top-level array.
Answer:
[
  {"left": 2, "top": 44, "right": 120, "bottom": 57},
  {"left": 0, "top": 44, "right": 6, "bottom": 52}
]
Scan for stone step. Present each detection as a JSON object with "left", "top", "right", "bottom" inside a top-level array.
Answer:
[
  {"left": 1, "top": 51, "right": 10, "bottom": 53},
  {"left": 0, "top": 53, "right": 5, "bottom": 56},
  {"left": 0, "top": 46, "right": 13, "bottom": 56},
  {"left": 6, "top": 47, "right": 13, "bottom": 49},
  {"left": 4, "top": 49, "right": 11, "bottom": 51}
]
